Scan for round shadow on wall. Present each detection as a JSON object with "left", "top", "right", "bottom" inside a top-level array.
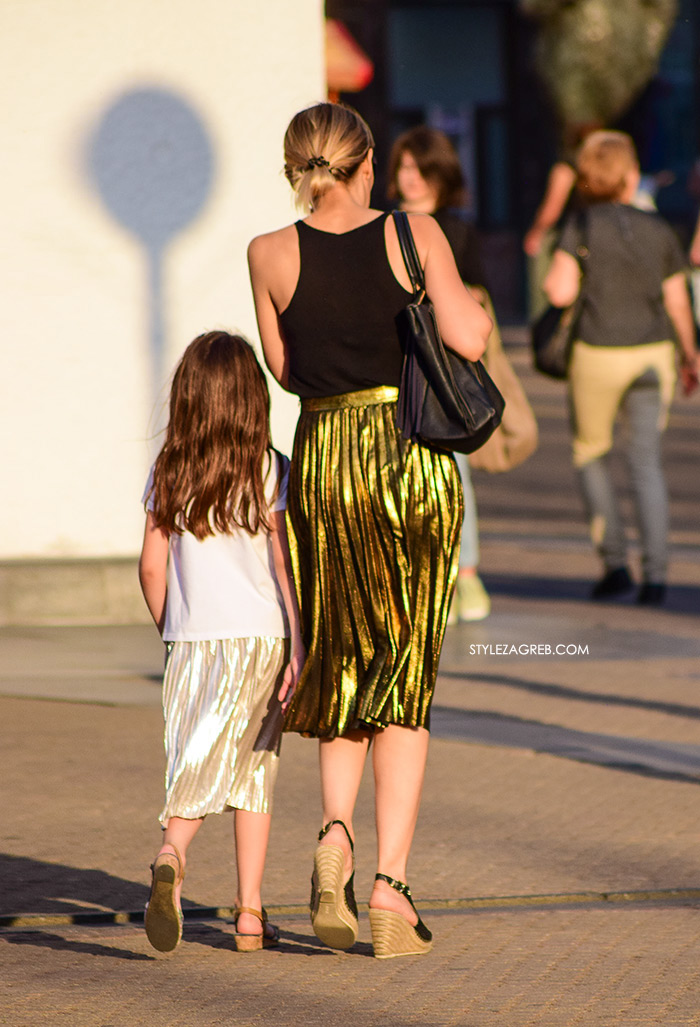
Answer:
[{"left": 89, "top": 87, "right": 215, "bottom": 397}]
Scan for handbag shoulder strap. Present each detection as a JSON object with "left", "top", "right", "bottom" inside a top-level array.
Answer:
[{"left": 392, "top": 210, "right": 426, "bottom": 302}]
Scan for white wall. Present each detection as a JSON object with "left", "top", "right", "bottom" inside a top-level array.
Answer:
[{"left": 2, "top": 0, "right": 324, "bottom": 559}]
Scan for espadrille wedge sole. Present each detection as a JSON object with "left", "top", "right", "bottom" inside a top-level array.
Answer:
[
  {"left": 144, "top": 847, "right": 184, "bottom": 953},
  {"left": 309, "top": 820, "right": 358, "bottom": 950},
  {"left": 369, "top": 908, "right": 433, "bottom": 958},
  {"left": 369, "top": 873, "right": 433, "bottom": 959}
]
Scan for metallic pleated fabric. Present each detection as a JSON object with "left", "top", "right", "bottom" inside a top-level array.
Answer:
[
  {"left": 285, "top": 386, "right": 463, "bottom": 738},
  {"left": 159, "top": 637, "right": 286, "bottom": 825}
]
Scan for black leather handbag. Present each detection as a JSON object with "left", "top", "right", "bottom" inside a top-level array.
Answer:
[
  {"left": 392, "top": 210, "right": 504, "bottom": 455},
  {"left": 531, "top": 211, "right": 589, "bottom": 379},
  {"left": 531, "top": 301, "right": 581, "bottom": 379}
]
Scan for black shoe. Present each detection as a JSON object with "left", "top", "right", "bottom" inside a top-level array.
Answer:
[
  {"left": 591, "top": 567, "right": 634, "bottom": 600},
  {"left": 638, "top": 583, "right": 667, "bottom": 606}
]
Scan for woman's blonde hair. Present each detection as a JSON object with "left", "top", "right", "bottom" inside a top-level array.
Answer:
[
  {"left": 148, "top": 331, "right": 275, "bottom": 539},
  {"left": 284, "top": 102, "right": 374, "bottom": 212},
  {"left": 576, "top": 130, "right": 639, "bottom": 202}
]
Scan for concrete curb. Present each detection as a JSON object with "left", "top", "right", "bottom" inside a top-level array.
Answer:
[{"left": 4, "top": 887, "right": 700, "bottom": 929}]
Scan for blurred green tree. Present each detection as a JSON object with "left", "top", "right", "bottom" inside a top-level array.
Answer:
[{"left": 519, "top": 0, "right": 678, "bottom": 132}]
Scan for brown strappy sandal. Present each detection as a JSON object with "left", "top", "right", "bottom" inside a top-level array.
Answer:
[
  {"left": 233, "top": 906, "right": 280, "bottom": 952},
  {"left": 144, "top": 845, "right": 185, "bottom": 953}
]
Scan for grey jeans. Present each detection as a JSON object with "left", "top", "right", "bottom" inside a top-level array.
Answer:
[{"left": 577, "top": 370, "right": 668, "bottom": 583}]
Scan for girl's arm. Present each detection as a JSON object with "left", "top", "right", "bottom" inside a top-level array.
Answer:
[
  {"left": 269, "top": 510, "right": 305, "bottom": 711},
  {"left": 662, "top": 271, "right": 699, "bottom": 396},
  {"left": 138, "top": 512, "right": 169, "bottom": 634},
  {"left": 407, "top": 215, "right": 492, "bottom": 361},
  {"left": 543, "top": 249, "right": 581, "bottom": 308}
]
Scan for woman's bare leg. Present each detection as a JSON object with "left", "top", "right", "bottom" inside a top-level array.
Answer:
[
  {"left": 368, "top": 724, "right": 430, "bottom": 924},
  {"left": 318, "top": 729, "right": 371, "bottom": 874},
  {"left": 233, "top": 810, "right": 272, "bottom": 935}
]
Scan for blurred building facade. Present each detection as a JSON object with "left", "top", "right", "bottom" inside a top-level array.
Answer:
[
  {"left": 329, "top": 0, "right": 700, "bottom": 320},
  {"left": 2, "top": 0, "right": 324, "bottom": 577}
]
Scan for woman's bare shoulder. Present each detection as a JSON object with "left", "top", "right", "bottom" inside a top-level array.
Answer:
[
  {"left": 248, "top": 223, "right": 298, "bottom": 264},
  {"left": 404, "top": 211, "right": 443, "bottom": 238},
  {"left": 402, "top": 212, "right": 450, "bottom": 257}
]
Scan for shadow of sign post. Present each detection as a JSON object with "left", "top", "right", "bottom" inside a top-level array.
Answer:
[{"left": 89, "top": 87, "right": 214, "bottom": 408}]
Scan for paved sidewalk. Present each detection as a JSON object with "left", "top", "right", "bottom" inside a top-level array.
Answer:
[
  {"left": 3, "top": 566, "right": 700, "bottom": 1026},
  {"left": 2, "top": 341, "right": 700, "bottom": 1026}
]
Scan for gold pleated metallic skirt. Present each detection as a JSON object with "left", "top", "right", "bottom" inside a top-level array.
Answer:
[
  {"left": 285, "top": 386, "right": 463, "bottom": 738},
  {"left": 159, "top": 637, "right": 286, "bottom": 825}
]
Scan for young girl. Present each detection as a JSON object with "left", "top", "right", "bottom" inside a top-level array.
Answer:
[{"left": 138, "top": 330, "right": 304, "bottom": 953}]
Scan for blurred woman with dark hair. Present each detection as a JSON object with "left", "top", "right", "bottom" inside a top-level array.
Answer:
[{"left": 388, "top": 125, "right": 491, "bottom": 622}]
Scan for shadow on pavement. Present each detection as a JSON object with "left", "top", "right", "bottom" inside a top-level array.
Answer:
[
  {"left": 0, "top": 930, "right": 153, "bottom": 960},
  {"left": 483, "top": 574, "right": 700, "bottom": 614},
  {"left": 0, "top": 853, "right": 211, "bottom": 919},
  {"left": 186, "top": 922, "right": 373, "bottom": 958},
  {"left": 440, "top": 671, "right": 700, "bottom": 720},
  {"left": 0, "top": 854, "right": 151, "bottom": 917},
  {"left": 431, "top": 705, "right": 700, "bottom": 785}
]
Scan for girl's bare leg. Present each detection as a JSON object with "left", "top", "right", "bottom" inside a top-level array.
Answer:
[
  {"left": 233, "top": 809, "right": 272, "bottom": 936},
  {"left": 157, "top": 816, "right": 204, "bottom": 905},
  {"left": 368, "top": 724, "right": 430, "bottom": 925},
  {"left": 318, "top": 729, "right": 372, "bottom": 874}
]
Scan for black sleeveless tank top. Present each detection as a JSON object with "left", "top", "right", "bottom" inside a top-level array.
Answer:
[{"left": 279, "top": 212, "right": 411, "bottom": 398}]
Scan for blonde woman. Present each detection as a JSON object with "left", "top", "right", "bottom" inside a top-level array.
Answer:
[{"left": 248, "top": 102, "right": 491, "bottom": 958}]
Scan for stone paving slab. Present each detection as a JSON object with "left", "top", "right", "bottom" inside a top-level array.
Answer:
[{"left": 3, "top": 904, "right": 700, "bottom": 1027}]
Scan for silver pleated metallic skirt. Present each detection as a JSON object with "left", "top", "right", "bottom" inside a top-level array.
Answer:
[{"left": 159, "top": 637, "right": 286, "bottom": 825}]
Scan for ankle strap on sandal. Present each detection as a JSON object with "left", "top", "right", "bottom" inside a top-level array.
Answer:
[
  {"left": 318, "top": 819, "right": 354, "bottom": 852},
  {"left": 234, "top": 906, "right": 264, "bottom": 924},
  {"left": 375, "top": 873, "right": 415, "bottom": 908},
  {"left": 374, "top": 873, "right": 432, "bottom": 943}
]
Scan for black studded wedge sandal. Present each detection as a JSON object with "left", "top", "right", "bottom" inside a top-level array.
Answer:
[
  {"left": 369, "top": 873, "right": 433, "bottom": 958},
  {"left": 310, "top": 819, "right": 359, "bottom": 949}
]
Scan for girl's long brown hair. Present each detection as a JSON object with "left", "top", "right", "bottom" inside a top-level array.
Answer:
[{"left": 149, "top": 331, "right": 274, "bottom": 539}]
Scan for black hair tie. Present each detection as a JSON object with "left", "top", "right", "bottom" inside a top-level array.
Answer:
[{"left": 307, "top": 156, "right": 330, "bottom": 169}]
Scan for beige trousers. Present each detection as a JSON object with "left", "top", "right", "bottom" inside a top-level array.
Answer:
[{"left": 568, "top": 340, "right": 676, "bottom": 468}]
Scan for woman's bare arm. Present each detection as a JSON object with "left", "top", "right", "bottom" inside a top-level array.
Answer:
[
  {"left": 247, "top": 232, "right": 293, "bottom": 388},
  {"left": 663, "top": 271, "right": 699, "bottom": 395},
  {"left": 689, "top": 209, "right": 700, "bottom": 268},
  {"left": 523, "top": 162, "right": 577, "bottom": 257},
  {"left": 409, "top": 215, "right": 492, "bottom": 361},
  {"left": 543, "top": 249, "right": 581, "bottom": 308}
]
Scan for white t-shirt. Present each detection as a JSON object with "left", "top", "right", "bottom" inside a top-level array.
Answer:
[{"left": 143, "top": 451, "right": 290, "bottom": 641}]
